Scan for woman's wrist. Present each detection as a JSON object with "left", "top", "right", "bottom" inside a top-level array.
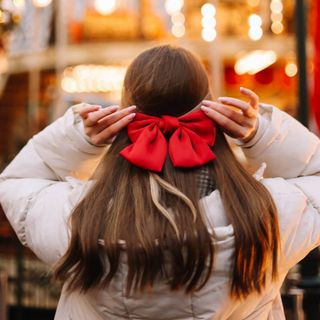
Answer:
[{"left": 238, "top": 117, "right": 259, "bottom": 143}]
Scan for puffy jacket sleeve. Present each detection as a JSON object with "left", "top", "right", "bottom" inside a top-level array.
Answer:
[
  {"left": 0, "top": 104, "right": 106, "bottom": 265},
  {"left": 239, "top": 104, "right": 320, "bottom": 269},
  {"left": 239, "top": 103, "right": 320, "bottom": 178}
]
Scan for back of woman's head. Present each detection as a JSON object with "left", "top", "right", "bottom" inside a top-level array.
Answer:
[
  {"left": 122, "top": 45, "right": 209, "bottom": 116},
  {"left": 55, "top": 45, "right": 280, "bottom": 300}
]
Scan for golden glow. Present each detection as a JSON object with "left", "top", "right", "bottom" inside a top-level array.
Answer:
[
  {"left": 94, "top": 0, "right": 116, "bottom": 15},
  {"left": 201, "top": 3, "right": 216, "bottom": 42},
  {"left": 201, "top": 3, "right": 216, "bottom": 17},
  {"left": 165, "top": 0, "right": 184, "bottom": 15},
  {"left": 32, "top": 0, "right": 52, "bottom": 8},
  {"left": 285, "top": 63, "right": 298, "bottom": 77},
  {"left": 171, "top": 12, "right": 185, "bottom": 24},
  {"left": 171, "top": 24, "right": 185, "bottom": 38},
  {"left": 271, "top": 21, "right": 284, "bottom": 34},
  {"left": 61, "top": 65, "right": 127, "bottom": 94},
  {"left": 248, "top": 14, "right": 263, "bottom": 41},
  {"left": 13, "top": 0, "right": 25, "bottom": 8},
  {"left": 201, "top": 29, "right": 217, "bottom": 42},
  {"left": 270, "top": 1, "right": 283, "bottom": 14},
  {"left": 235, "top": 50, "right": 277, "bottom": 75},
  {"left": 249, "top": 28, "right": 263, "bottom": 41},
  {"left": 248, "top": 14, "right": 262, "bottom": 27},
  {"left": 271, "top": 12, "right": 283, "bottom": 22},
  {"left": 201, "top": 16, "right": 217, "bottom": 28}
]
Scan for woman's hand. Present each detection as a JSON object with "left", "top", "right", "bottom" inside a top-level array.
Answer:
[
  {"left": 201, "top": 87, "right": 259, "bottom": 142},
  {"left": 79, "top": 104, "right": 136, "bottom": 145}
]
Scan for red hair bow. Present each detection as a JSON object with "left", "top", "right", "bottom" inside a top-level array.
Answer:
[{"left": 119, "top": 110, "right": 216, "bottom": 172}]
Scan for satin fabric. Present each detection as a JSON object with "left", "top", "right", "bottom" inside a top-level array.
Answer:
[{"left": 119, "top": 110, "right": 216, "bottom": 172}]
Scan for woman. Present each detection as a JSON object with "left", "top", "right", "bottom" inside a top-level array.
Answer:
[{"left": 0, "top": 45, "right": 319, "bottom": 319}]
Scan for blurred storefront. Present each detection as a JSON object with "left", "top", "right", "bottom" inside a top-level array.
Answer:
[{"left": 0, "top": 0, "right": 319, "bottom": 319}]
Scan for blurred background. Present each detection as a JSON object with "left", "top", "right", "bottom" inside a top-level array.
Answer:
[{"left": 0, "top": 0, "right": 319, "bottom": 319}]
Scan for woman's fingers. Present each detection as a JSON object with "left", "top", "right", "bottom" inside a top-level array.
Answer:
[
  {"left": 201, "top": 100, "right": 247, "bottom": 125},
  {"left": 216, "top": 97, "right": 257, "bottom": 118},
  {"left": 200, "top": 105, "right": 247, "bottom": 139},
  {"left": 91, "top": 113, "right": 136, "bottom": 145},
  {"left": 97, "top": 105, "right": 136, "bottom": 126},
  {"left": 79, "top": 105, "right": 101, "bottom": 119},
  {"left": 240, "top": 87, "right": 259, "bottom": 109},
  {"left": 201, "top": 87, "right": 259, "bottom": 141},
  {"left": 80, "top": 104, "right": 137, "bottom": 145},
  {"left": 85, "top": 105, "right": 120, "bottom": 126}
]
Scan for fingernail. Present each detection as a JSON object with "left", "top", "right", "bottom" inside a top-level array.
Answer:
[
  {"left": 128, "top": 105, "right": 137, "bottom": 110},
  {"left": 200, "top": 106, "right": 210, "bottom": 113},
  {"left": 202, "top": 100, "right": 211, "bottom": 104},
  {"left": 218, "top": 97, "right": 227, "bottom": 101},
  {"left": 127, "top": 113, "right": 136, "bottom": 119},
  {"left": 109, "top": 105, "right": 119, "bottom": 111}
]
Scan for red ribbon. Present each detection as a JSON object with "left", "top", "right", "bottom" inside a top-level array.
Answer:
[{"left": 119, "top": 110, "right": 216, "bottom": 172}]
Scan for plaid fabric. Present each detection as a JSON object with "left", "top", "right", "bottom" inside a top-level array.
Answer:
[{"left": 197, "top": 165, "right": 216, "bottom": 198}]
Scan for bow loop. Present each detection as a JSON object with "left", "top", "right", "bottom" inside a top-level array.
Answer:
[{"left": 119, "top": 110, "right": 216, "bottom": 172}]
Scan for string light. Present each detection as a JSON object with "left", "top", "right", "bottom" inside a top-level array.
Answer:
[
  {"left": 201, "top": 3, "right": 217, "bottom": 42},
  {"left": 201, "top": 3, "right": 216, "bottom": 16},
  {"left": 165, "top": 0, "right": 184, "bottom": 15},
  {"left": 235, "top": 50, "right": 277, "bottom": 75},
  {"left": 61, "top": 65, "right": 127, "bottom": 94},
  {"left": 166, "top": 0, "right": 185, "bottom": 38},
  {"left": 171, "top": 24, "right": 185, "bottom": 38},
  {"left": 248, "top": 13, "right": 263, "bottom": 41},
  {"left": 13, "top": 0, "right": 25, "bottom": 8},
  {"left": 32, "top": 0, "right": 52, "bottom": 8},
  {"left": 94, "top": 0, "right": 117, "bottom": 15},
  {"left": 171, "top": 12, "right": 185, "bottom": 24},
  {"left": 285, "top": 62, "right": 298, "bottom": 77},
  {"left": 270, "top": 0, "right": 284, "bottom": 34}
]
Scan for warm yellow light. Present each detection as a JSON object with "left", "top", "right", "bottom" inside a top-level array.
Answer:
[
  {"left": 271, "top": 12, "right": 283, "bottom": 22},
  {"left": 248, "top": 14, "right": 262, "bottom": 27},
  {"left": 285, "top": 63, "right": 298, "bottom": 77},
  {"left": 247, "top": 0, "right": 260, "bottom": 7},
  {"left": 201, "top": 3, "right": 216, "bottom": 17},
  {"left": 61, "top": 65, "right": 127, "bottom": 94},
  {"left": 271, "top": 21, "right": 284, "bottom": 34},
  {"left": 171, "top": 12, "right": 185, "bottom": 25},
  {"left": 94, "top": 0, "right": 116, "bottom": 15},
  {"left": 171, "top": 24, "right": 185, "bottom": 38},
  {"left": 165, "top": 0, "right": 184, "bottom": 15},
  {"left": 201, "top": 16, "right": 216, "bottom": 28},
  {"left": 270, "top": 1, "right": 283, "bottom": 13},
  {"left": 13, "top": 0, "right": 25, "bottom": 8},
  {"left": 235, "top": 50, "right": 277, "bottom": 75},
  {"left": 249, "top": 28, "right": 263, "bottom": 41},
  {"left": 32, "top": 0, "right": 52, "bottom": 7},
  {"left": 61, "top": 78, "right": 78, "bottom": 93},
  {"left": 201, "top": 28, "right": 217, "bottom": 42}
]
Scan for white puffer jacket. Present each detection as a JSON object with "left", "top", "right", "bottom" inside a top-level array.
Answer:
[{"left": 0, "top": 104, "right": 319, "bottom": 320}]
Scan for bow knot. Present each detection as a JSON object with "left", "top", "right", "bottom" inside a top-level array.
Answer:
[
  {"left": 161, "top": 116, "right": 180, "bottom": 134},
  {"left": 119, "top": 110, "right": 216, "bottom": 172}
]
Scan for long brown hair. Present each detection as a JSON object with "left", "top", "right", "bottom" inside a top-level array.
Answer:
[{"left": 55, "top": 45, "right": 280, "bottom": 299}]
